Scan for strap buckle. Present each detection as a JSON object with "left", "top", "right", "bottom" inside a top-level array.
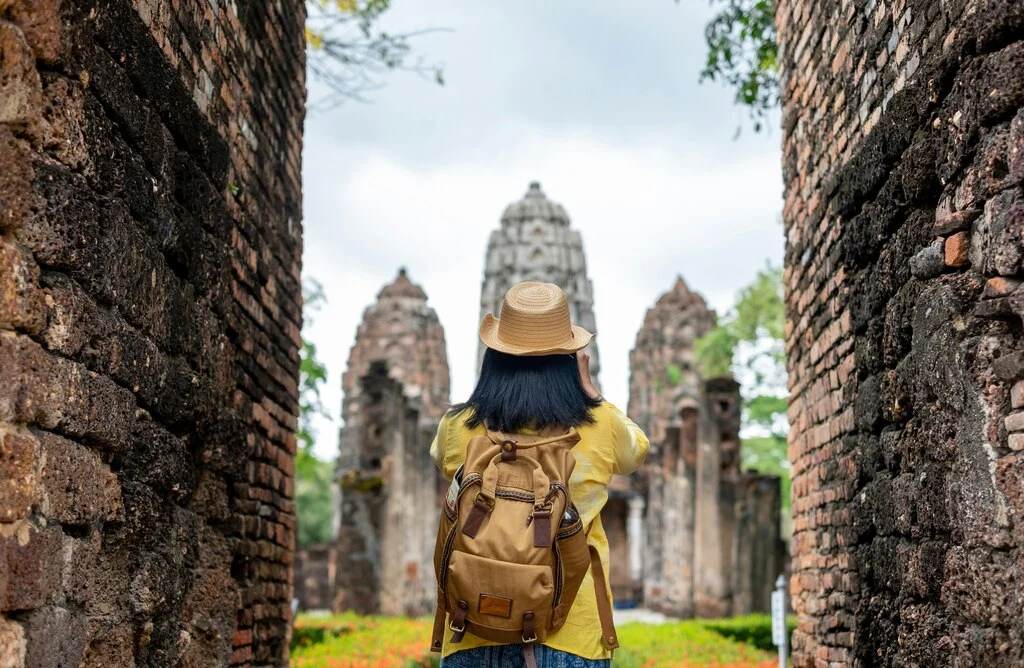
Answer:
[
  {"left": 521, "top": 611, "right": 537, "bottom": 643},
  {"left": 450, "top": 600, "right": 469, "bottom": 634}
]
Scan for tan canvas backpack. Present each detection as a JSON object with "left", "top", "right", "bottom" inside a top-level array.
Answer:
[{"left": 430, "top": 428, "right": 618, "bottom": 658}]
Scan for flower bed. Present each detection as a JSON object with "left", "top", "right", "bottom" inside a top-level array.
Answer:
[{"left": 291, "top": 613, "right": 789, "bottom": 667}]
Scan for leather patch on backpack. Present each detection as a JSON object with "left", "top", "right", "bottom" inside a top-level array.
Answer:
[{"left": 478, "top": 593, "right": 513, "bottom": 618}]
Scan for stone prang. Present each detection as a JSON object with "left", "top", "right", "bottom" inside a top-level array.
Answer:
[
  {"left": 478, "top": 182, "right": 600, "bottom": 383},
  {"left": 628, "top": 276, "right": 718, "bottom": 445},
  {"left": 333, "top": 269, "right": 450, "bottom": 616},
  {"left": 609, "top": 278, "right": 784, "bottom": 618},
  {"left": 340, "top": 268, "right": 450, "bottom": 427}
]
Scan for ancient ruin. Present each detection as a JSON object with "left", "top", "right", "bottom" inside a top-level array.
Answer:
[
  {"left": 621, "top": 279, "right": 785, "bottom": 617},
  {"left": 4, "top": 0, "right": 1021, "bottom": 663},
  {"left": 777, "top": 0, "right": 1024, "bottom": 664},
  {"left": 332, "top": 270, "right": 451, "bottom": 616},
  {"left": 0, "top": 0, "right": 305, "bottom": 665},
  {"left": 478, "top": 182, "right": 601, "bottom": 383}
]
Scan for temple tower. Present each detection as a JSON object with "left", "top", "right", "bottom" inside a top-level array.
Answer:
[
  {"left": 627, "top": 276, "right": 718, "bottom": 444},
  {"left": 334, "top": 269, "right": 450, "bottom": 615},
  {"left": 625, "top": 277, "right": 784, "bottom": 617},
  {"left": 478, "top": 182, "right": 600, "bottom": 383}
]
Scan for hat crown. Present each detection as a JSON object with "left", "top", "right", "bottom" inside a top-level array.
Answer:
[
  {"left": 479, "top": 281, "right": 592, "bottom": 356},
  {"left": 498, "top": 282, "right": 572, "bottom": 348}
]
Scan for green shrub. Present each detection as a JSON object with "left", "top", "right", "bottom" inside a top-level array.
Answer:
[{"left": 700, "top": 613, "right": 798, "bottom": 652}]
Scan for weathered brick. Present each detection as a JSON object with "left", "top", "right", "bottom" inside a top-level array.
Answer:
[
  {"left": 0, "top": 617, "right": 26, "bottom": 666},
  {"left": 39, "top": 431, "right": 123, "bottom": 524},
  {"left": 0, "top": 0, "right": 303, "bottom": 662},
  {"left": 781, "top": 0, "right": 1024, "bottom": 664},
  {"left": 0, "top": 425, "right": 39, "bottom": 522},
  {"left": 2, "top": 524, "right": 61, "bottom": 610},
  {"left": 0, "top": 20, "right": 43, "bottom": 133},
  {"left": 0, "top": 238, "right": 45, "bottom": 334},
  {"left": 22, "top": 606, "right": 88, "bottom": 668},
  {"left": 944, "top": 232, "right": 969, "bottom": 267},
  {"left": 1012, "top": 381, "right": 1024, "bottom": 409},
  {"left": 4, "top": 0, "right": 62, "bottom": 62}
]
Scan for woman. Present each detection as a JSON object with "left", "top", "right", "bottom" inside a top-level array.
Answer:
[{"left": 430, "top": 281, "right": 649, "bottom": 667}]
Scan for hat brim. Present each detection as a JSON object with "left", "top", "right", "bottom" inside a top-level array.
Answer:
[{"left": 479, "top": 314, "right": 594, "bottom": 357}]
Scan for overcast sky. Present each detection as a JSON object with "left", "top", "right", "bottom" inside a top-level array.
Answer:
[{"left": 301, "top": 0, "right": 784, "bottom": 460}]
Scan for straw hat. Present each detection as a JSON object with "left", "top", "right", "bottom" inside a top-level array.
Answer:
[{"left": 479, "top": 282, "right": 594, "bottom": 356}]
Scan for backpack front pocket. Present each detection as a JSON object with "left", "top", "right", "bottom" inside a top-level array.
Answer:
[{"left": 446, "top": 551, "right": 553, "bottom": 644}]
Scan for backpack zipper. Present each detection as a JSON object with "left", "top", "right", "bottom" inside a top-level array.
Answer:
[
  {"left": 552, "top": 540, "right": 564, "bottom": 608},
  {"left": 439, "top": 473, "right": 482, "bottom": 591}
]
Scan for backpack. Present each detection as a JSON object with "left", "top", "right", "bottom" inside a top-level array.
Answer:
[{"left": 430, "top": 428, "right": 619, "bottom": 657}]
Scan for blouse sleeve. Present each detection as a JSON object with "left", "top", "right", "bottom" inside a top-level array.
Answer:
[
  {"left": 605, "top": 401, "right": 650, "bottom": 475},
  {"left": 429, "top": 413, "right": 448, "bottom": 473}
]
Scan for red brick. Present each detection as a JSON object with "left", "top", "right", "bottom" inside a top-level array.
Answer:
[
  {"left": 2, "top": 524, "right": 61, "bottom": 610},
  {"left": 945, "top": 232, "right": 970, "bottom": 267},
  {"left": 0, "top": 426, "right": 39, "bottom": 521},
  {"left": 1012, "top": 381, "right": 1024, "bottom": 409}
]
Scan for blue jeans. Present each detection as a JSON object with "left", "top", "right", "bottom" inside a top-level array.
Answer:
[{"left": 440, "top": 645, "right": 610, "bottom": 667}]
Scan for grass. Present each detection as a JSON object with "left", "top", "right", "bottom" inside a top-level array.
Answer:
[
  {"left": 291, "top": 613, "right": 435, "bottom": 668},
  {"left": 290, "top": 613, "right": 793, "bottom": 668}
]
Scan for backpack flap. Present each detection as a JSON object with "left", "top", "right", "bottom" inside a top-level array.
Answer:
[{"left": 445, "top": 550, "right": 554, "bottom": 645}]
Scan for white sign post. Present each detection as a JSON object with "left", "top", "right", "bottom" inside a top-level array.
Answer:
[{"left": 771, "top": 575, "right": 787, "bottom": 668}]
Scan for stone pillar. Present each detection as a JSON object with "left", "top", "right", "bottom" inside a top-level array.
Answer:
[
  {"left": 627, "top": 496, "right": 646, "bottom": 584},
  {"left": 692, "top": 421, "right": 727, "bottom": 618}
]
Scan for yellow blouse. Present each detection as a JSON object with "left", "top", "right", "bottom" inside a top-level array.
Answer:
[{"left": 429, "top": 401, "right": 650, "bottom": 660}]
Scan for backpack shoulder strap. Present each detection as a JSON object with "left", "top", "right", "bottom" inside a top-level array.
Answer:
[
  {"left": 430, "top": 585, "right": 446, "bottom": 653},
  {"left": 588, "top": 544, "right": 619, "bottom": 650}
]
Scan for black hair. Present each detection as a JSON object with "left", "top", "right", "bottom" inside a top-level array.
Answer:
[{"left": 449, "top": 348, "right": 601, "bottom": 433}]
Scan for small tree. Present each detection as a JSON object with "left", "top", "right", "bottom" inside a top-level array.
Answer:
[
  {"left": 695, "top": 264, "right": 790, "bottom": 514},
  {"left": 296, "top": 278, "right": 336, "bottom": 547}
]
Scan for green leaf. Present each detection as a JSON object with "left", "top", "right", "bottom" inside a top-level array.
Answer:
[
  {"left": 694, "top": 326, "right": 738, "bottom": 378},
  {"left": 692, "top": 0, "right": 779, "bottom": 133}
]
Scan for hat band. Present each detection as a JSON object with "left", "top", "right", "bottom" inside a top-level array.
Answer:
[{"left": 496, "top": 313, "right": 573, "bottom": 349}]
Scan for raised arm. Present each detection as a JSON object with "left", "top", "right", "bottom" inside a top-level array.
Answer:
[{"left": 606, "top": 401, "right": 649, "bottom": 475}]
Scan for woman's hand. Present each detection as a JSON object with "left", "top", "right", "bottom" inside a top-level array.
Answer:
[{"left": 576, "top": 351, "right": 602, "bottom": 401}]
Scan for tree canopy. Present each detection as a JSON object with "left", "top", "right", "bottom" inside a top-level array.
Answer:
[
  {"left": 694, "top": 264, "right": 790, "bottom": 518},
  {"left": 689, "top": 0, "right": 780, "bottom": 132}
]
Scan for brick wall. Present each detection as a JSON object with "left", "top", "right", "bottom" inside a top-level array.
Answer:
[
  {"left": 0, "top": 0, "right": 305, "bottom": 665},
  {"left": 778, "top": 0, "right": 1024, "bottom": 665}
]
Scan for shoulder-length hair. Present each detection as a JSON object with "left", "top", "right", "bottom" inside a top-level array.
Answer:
[{"left": 449, "top": 348, "right": 601, "bottom": 433}]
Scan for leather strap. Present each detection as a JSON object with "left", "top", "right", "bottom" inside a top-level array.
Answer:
[
  {"left": 522, "top": 643, "right": 538, "bottom": 668},
  {"left": 589, "top": 545, "right": 619, "bottom": 650},
  {"left": 449, "top": 600, "right": 468, "bottom": 644},
  {"left": 521, "top": 611, "right": 537, "bottom": 643},
  {"left": 531, "top": 508, "right": 552, "bottom": 547},
  {"left": 461, "top": 493, "right": 492, "bottom": 538},
  {"left": 430, "top": 587, "right": 446, "bottom": 653}
]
